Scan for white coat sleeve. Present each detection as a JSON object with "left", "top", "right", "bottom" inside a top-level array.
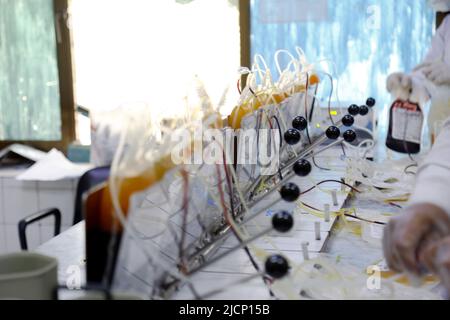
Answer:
[
  {"left": 422, "top": 17, "right": 447, "bottom": 63},
  {"left": 409, "top": 117, "right": 450, "bottom": 215},
  {"left": 410, "top": 16, "right": 449, "bottom": 101}
]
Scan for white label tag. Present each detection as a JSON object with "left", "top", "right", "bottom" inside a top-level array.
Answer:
[
  {"left": 391, "top": 102, "right": 423, "bottom": 144},
  {"left": 370, "top": 223, "right": 384, "bottom": 239}
]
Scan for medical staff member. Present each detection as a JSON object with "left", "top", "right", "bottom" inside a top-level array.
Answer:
[
  {"left": 383, "top": 0, "right": 450, "bottom": 293},
  {"left": 386, "top": 0, "right": 450, "bottom": 102}
]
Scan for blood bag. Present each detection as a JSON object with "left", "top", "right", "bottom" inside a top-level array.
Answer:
[{"left": 386, "top": 99, "right": 424, "bottom": 154}]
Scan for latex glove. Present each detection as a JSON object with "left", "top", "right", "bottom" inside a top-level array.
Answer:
[
  {"left": 420, "top": 61, "right": 450, "bottom": 86},
  {"left": 386, "top": 72, "right": 412, "bottom": 101},
  {"left": 419, "top": 236, "right": 450, "bottom": 293},
  {"left": 383, "top": 203, "right": 450, "bottom": 275}
]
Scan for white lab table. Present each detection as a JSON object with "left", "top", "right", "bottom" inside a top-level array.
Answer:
[
  {"left": 34, "top": 193, "right": 393, "bottom": 299},
  {"left": 33, "top": 149, "right": 443, "bottom": 300}
]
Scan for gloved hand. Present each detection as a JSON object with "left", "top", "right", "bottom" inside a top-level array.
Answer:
[
  {"left": 419, "top": 236, "right": 450, "bottom": 292},
  {"left": 386, "top": 72, "right": 413, "bottom": 101},
  {"left": 383, "top": 203, "right": 450, "bottom": 275},
  {"left": 420, "top": 61, "right": 450, "bottom": 86}
]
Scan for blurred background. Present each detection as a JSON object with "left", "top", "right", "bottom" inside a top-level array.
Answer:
[{"left": 0, "top": 0, "right": 436, "bottom": 150}]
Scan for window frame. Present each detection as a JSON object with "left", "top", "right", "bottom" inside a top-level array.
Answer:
[
  {"left": 0, "top": 0, "right": 76, "bottom": 153},
  {"left": 239, "top": 0, "right": 251, "bottom": 88}
]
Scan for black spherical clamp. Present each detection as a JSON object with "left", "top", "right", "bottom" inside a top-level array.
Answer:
[
  {"left": 284, "top": 128, "right": 301, "bottom": 145},
  {"left": 343, "top": 129, "right": 357, "bottom": 143},
  {"left": 348, "top": 104, "right": 360, "bottom": 116},
  {"left": 265, "top": 254, "right": 289, "bottom": 279},
  {"left": 366, "top": 97, "right": 376, "bottom": 107},
  {"left": 326, "top": 126, "right": 341, "bottom": 140},
  {"left": 293, "top": 159, "right": 312, "bottom": 177},
  {"left": 280, "top": 183, "right": 301, "bottom": 202},
  {"left": 272, "top": 211, "right": 294, "bottom": 233},
  {"left": 342, "top": 115, "right": 355, "bottom": 127},
  {"left": 359, "top": 105, "right": 369, "bottom": 116},
  {"left": 292, "top": 116, "right": 308, "bottom": 131}
]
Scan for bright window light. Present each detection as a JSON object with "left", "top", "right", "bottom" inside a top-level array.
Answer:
[{"left": 70, "top": 0, "right": 241, "bottom": 143}]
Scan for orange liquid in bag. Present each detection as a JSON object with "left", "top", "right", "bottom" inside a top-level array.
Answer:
[{"left": 85, "top": 156, "right": 174, "bottom": 284}]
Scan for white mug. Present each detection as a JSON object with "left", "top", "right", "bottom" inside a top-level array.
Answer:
[{"left": 0, "top": 252, "right": 58, "bottom": 300}]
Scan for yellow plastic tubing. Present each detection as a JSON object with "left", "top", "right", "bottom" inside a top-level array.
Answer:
[{"left": 228, "top": 74, "right": 320, "bottom": 130}]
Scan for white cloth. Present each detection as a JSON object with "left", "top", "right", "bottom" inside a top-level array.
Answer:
[
  {"left": 411, "top": 15, "right": 450, "bottom": 98},
  {"left": 387, "top": 15, "right": 450, "bottom": 103},
  {"left": 429, "top": 0, "right": 450, "bottom": 12},
  {"left": 422, "top": 13, "right": 450, "bottom": 64},
  {"left": 409, "top": 117, "right": 450, "bottom": 215},
  {"left": 421, "top": 61, "right": 450, "bottom": 86},
  {"left": 407, "top": 15, "right": 450, "bottom": 215}
]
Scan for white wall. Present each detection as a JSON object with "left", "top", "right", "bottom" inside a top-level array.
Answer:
[{"left": 0, "top": 173, "right": 77, "bottom": 253}]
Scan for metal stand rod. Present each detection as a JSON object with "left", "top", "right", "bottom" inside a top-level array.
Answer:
[
  {"left": 280, "top": 119, "right": 344, "bottom": 172},
  {"left": 185, "top": 134, "right": 346, "bottom": 270},
  {"left": 188, "top": 227, "right": 273, "bottom": 275},
  {"left": 243, "top": 120, "right": 344, "bottom": 202},
  {"left": 186, "top": 192, "right": 281, "bottom": 265},
  {"left": 247, "top": 137, "right": 345, "bottom": 209},
  {"left": 187, "top": 195, "right": 281, "bottom": 266},
  {"left": 197, "top": 272, "right": 264, "bottom": 300}
]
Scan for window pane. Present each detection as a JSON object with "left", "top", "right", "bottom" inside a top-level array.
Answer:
[
  {"left": 0, "top": 0, "right": 62, "bottom": 141},
  {"left": 71, "top": 0, "right": 240, "bottom": 121},
  {"left": 250, "top": 0, "right": 435, "bottom": 129}
]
